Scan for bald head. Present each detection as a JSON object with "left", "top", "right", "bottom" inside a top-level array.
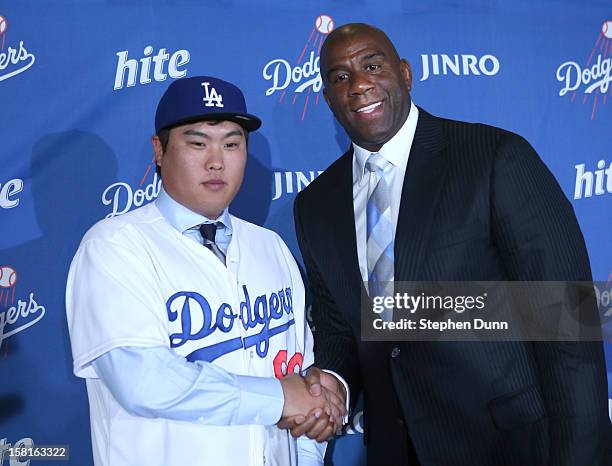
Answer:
[{"left": 320, "top": 23, "right": 402, "bottom": 83}]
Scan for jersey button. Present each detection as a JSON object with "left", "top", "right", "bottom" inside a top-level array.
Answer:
[{"left": 391, "top": 347, "right": 401, "bottom": 358}]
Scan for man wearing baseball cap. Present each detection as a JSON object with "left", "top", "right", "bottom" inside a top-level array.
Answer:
[{"left": 66, "top": 76, "right": 344, "bottom": 466}]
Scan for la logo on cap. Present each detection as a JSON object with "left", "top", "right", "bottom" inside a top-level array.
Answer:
[{"left": 201, "top": 82, "right": 224, "bottom": 108}]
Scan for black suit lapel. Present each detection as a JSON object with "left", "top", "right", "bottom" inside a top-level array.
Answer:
[
  {"left": 395, "top": 109, "right": 449, "bottom": 281},
  {"left": 326, "top": 149, "right": 365, "bottom": 303}
]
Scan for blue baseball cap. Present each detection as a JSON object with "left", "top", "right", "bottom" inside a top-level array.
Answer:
[{"left": 155, "top": 76, "right": 262, "bottom": 133}]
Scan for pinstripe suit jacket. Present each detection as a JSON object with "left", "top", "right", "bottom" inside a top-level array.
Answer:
[{"left": 294, "top": 108, "right": 610, "bottom": 466}]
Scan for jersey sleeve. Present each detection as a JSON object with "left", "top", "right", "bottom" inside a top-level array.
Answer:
[
  {"left": 91, "top": 346, "right": 284, "bottom": 425},
  {"left": 66, "top": 238, "right": 169, "bottom": 378}
]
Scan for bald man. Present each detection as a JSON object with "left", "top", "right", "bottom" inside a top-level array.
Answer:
[{"left": 292, "top": 23, "right": 610, "bottom": 466}]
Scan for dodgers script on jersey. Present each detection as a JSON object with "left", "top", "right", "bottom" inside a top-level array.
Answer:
[{"left": 66, "top": 202, "right": 314, "bottom": 466}]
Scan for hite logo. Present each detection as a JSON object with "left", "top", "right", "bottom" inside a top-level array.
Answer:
[
  {"left": 574, "top": 159, "right": 611, "bottom": 200},
  {"left": 114, "top": 45, "right": 190, "bottom": 90},
  {"left": 262, "top": 14, "right": 334, "bottom": 120},
  {"left": 420, "top": 54, "right": 500, "bottom": 81},
  {"left": 556, "top": 20, "right": 612, "bottom": 120},
  {"left": 0, "top": 14, "right": 36, "bottom": 82},
  {"left": 0, "top": 177, "right": 23, "bottom": 209},
  {"left": 101, "top": 157, "right": 161, "bottom": 218},
  {"left": 0, "top": 266, "right": 45, "bottom": 351}
]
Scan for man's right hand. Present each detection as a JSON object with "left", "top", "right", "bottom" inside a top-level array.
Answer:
[{"left": 278, "top": 373, "right": 328, "bottom": 419}]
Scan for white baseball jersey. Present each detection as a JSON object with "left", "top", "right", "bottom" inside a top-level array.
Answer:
[{"left": 66, "top": 202, "right": 314, "bottom": 466}]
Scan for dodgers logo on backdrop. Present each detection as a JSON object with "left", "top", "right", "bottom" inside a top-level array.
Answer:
[
  {"left": 419, "top": 53, "right": 500, "bottom": 81},
  {"left": 262, "top": 14, "right": 334, "bottom": 121},
  {"left": 0, "top": 265, "right": 46, "bottom": 350},
  {"left": 556, "top": 20, "right": 612, "bottom": 120},
  {"left": 166, "top": 285, "right": 295, "bottom": 363},
  {"left": 0, "top": 14, "right": 36, "bottom": 82},
  {"left": 101, "top": 158, "right": 161, "bottom": 218}
]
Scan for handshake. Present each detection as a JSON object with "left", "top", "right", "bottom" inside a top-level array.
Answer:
[{"left": 277, "top": 367, "right": 347, "bottom": 442}]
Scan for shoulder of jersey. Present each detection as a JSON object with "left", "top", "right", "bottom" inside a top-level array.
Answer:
[
  {"left": 231, "top": 215, "right": 284, "bottom": 245},
  {"left": 81, "top": 203, "right": 161, "bottom": 243}
]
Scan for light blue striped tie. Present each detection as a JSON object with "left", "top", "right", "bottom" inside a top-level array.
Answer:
[{"left": 366, "top": 153, "right": 394, "bottom": 321}]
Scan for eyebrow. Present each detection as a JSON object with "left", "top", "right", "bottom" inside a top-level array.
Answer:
[
  {"left": 325, "top": 51, "right": 386, "bottom": 80},
  {"left": 183, "top": 129, "right": 244, "bottom": 139},
  {"left": 224, "top": 130, "right": 244, "bottom": 139},
  {"left": 360, "top": 52, "right": 385, "bottom": 62}
]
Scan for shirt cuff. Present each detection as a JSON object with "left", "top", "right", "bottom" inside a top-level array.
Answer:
[
  {"left": 321, "top": 369, "right": 350, "bottom": 425},
  {"left": 297, "top": 435, "right": 326, "bottom": 466},
  {"left": 233, "top": 374, "right": 284, "bottom": 426}
]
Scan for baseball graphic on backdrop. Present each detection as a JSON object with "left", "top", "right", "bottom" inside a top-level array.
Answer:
[
  {"left": 603, "top": 20, "right": 612, "bottom": 39},
  {"left": 0, "top": 265, "right": 17, "bottom": 288},
  {"left": 0, "top": 15, "right": 7, "bottom": 50},
  {"left": 315, "top": 14, "right": 334, "bottom": 34}
]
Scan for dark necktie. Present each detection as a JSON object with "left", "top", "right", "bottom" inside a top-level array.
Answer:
[{"left": 199, "top": 223, "right": 226, "bottom": 264}]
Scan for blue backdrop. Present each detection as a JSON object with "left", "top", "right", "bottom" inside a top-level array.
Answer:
[{"left": 1, "top": 1, "right": 610, "bottom": 464}]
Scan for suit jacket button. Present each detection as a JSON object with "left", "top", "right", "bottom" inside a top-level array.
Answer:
[
  {"left": 391, "top": 347, "right": 401, "bottom": 358},
  {"left": 397, "top": 418, "right": 405, "bottom": 426}
]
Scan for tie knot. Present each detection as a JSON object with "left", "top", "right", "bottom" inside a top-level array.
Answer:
[
  {"left": 199, "top": 222, "right": 221, "bottom": 243},
  {"left": 365, "top": 153, "right": 389, "bottom": 174}
]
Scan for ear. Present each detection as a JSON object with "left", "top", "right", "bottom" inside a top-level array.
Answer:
[
  {"left": 152, "top": 135, "right": 164, "bottom": 169},
  {"left": 400, "top": 59, "right": 412, "bottom": 92},
  {"left": 323, "top": 87, "right": 332, "bottom": 108}
]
